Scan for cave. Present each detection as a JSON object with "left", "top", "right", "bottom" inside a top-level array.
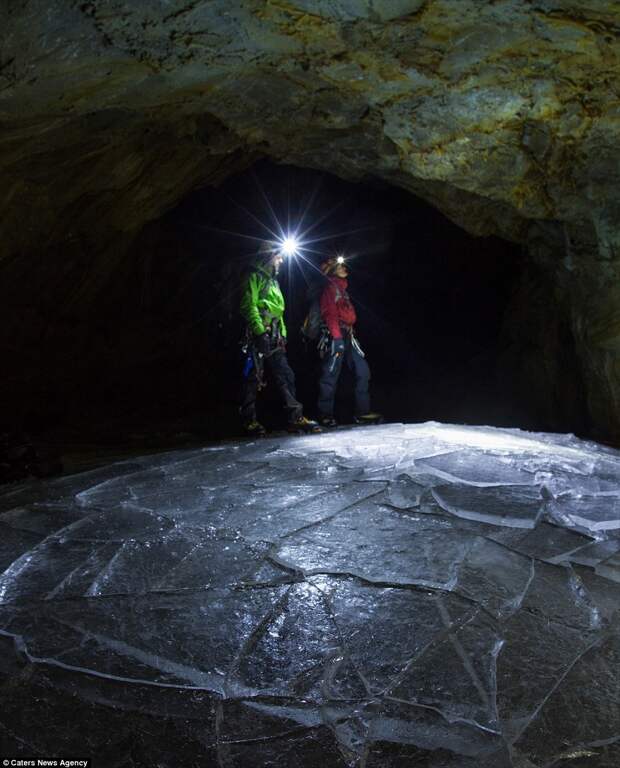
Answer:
[
  {"left": 1, "top": 2, "right": 619, "bottom": 767},
  {"left": 0, "top": 158, "right": 593, "bottom": 445}
]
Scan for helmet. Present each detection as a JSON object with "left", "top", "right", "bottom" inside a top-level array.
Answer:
[
  {"left": 257, "top": 241, "right": 280, "bottom": 266},
  {"left": 258, "top": 241, "right": 277, "bottom": 256},
  {"left": 320, "top": 255, "right": 346, "bottom": 275}
]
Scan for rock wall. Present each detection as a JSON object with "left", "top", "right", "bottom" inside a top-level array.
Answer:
[{"left": 1, "top": 1, "right": 619, "bottom": 438}]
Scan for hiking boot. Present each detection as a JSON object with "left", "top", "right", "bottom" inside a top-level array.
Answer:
[
  {"left": 319, "top": 416, "right": 338, "bottom": 428},
  {"left": 287, "top": 416, "right": 322, "bottom": 434},
  {"left": 243, "top": 420, "right": 266, "bottom": 437},
  {"left": 353, "top": 413, "right": 384, "bottom": 426}
]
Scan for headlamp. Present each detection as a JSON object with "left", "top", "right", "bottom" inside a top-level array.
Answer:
[
  {"left": 279, "top": 236, "right": 300, "bottom": 257},
  {"left": 336, "top": 255, "right": 345, "bottom": 265}
]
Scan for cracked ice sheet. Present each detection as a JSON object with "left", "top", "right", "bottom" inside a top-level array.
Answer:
[
  {"left": 239, "top": 448, "right": 366, "bottom": 484},
  {"left": 0, "top": 446, "right": 229, "bottom": 514},
  {"left": 282, "top": 426, "right": 462, "bottom": 479},
  {"left": 387, "top": 609, "right": 503, "bottom": 732},
  {"left": 73, "top": 461, "right": 267, "bottom": 515},
  {"left": 274, "top": 503, "right": 535, "bottom": 617},
  {"left": 0, "top": 658, "right": 220, "bottom": 763},
  {"left": 482, "top": 521, "right": 593, "bottom": 564},
  {"left": 0, "top": 587, "right": 287, "bottom": 693},
  {"left": 0, "top": 525, "right": 287, "bottom": 603},
  {"left": 218, "top": 699, "right": 347, "bottom": 767},
  {"left": 236, "top": 581, "right": 342, "bottom": 700},
  {"left": 83, "top": 532, "right": 278, "bottom": 597},
  {"left": 233, "top": 481, "right": 386, "bottom": 542},
  {"left": 2, "top": 423, "right": 620, "bottom": 765},
  {"left": 356, "top": 698, "right": 508, "bottom": 760},
  {"left": 495, "top": 561, "right": 614, "bottom": 741},
  {"left": 0, "top": 522, "right": 45, "bottom": 573},
  {"left": 511, "top": 631, "right": 620, "bottom": 766},
  {"left": 273, "top": 502, "right": 473, "bottom": 589},
  {"left": 324, "top": 579, "right": 478, "bottom": 696}
]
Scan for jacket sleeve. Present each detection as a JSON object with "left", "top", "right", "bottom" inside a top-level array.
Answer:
[
  {"left": 240, "top": 272, "right": 266, "bottom": 335},
  {"left": 320, "top": 281, "right": 341, "bottom": 339}
]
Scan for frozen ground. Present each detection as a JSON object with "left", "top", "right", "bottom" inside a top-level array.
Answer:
[{"left": 0, "top": 422, "right": 618, "bottom": 767}]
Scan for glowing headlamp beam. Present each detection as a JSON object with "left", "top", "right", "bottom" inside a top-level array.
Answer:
[
  {"left": 279, "top": 236, "right": 300, "bottom": 257},
  {"left": 336, "top": 255, "right": 345, "bottom": 265}
]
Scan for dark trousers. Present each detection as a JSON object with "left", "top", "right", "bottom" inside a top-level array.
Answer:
[
  {"left": 240, "top": 347, "right": 303, "bottom": 425},
  {"left": 318, "top": 336, "right": 370, "bottom": 418}
]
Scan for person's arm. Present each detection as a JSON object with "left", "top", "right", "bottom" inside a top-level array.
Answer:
[
  {"left": 240, "top": 272, "right": 266, "bottom": 336},
  {"left": 320, "top": 281, "right": 341, "bottom": 339}
]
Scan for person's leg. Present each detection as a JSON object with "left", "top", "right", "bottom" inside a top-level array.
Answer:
[
  {"left": 267, "top": 349, "right": 303, "bottom": 423},
  {"left": 239, "top": 365, "right": 259, "bottom": 425},
  {"left": 348, "top": 341, "right": 371, "bottom": 417},
  {"left": 317, "top": 345, "right": 344, "bottom": 420}
]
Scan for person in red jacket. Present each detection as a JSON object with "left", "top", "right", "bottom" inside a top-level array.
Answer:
[{"left": 317, "top": 256, "right": 382, "bottom": 427}]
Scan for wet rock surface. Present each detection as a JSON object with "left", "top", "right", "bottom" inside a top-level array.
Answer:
[
  {"left": 3, "top": 1, "right": 620, "bottom": 248},
  {"left": 0, "top": 422, "right": 618, "bottom": 766}
]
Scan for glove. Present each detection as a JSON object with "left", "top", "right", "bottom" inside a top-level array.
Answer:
[
  {"left": 331, "top": 338, "right": 345, "bottom": 355},
  {"left": 255, "top": 333, "right": 270, "bottom": 355}
]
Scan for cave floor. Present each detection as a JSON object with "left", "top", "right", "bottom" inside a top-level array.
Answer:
[{"left": 0, "top": 422, "right": 619, "bottom": 768}]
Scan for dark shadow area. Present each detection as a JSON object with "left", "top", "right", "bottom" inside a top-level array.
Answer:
[
  {"left": 0, "top": 159, "right": 592, "bottom": 475},
  {"left": 117, "top": 159, "right": 528, "bottom": 433}
]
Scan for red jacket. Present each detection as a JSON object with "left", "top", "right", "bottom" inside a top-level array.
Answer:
[{"left": 320, "top": 276, "right": 356, "bottom": 339}]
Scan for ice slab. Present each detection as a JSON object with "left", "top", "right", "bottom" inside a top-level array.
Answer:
[
  {"left": 0, "top": 658, "right": 220, "bottom": 763},
  {"left": 243, "top": 448, "right": 365, "bottom": 485},
  {"left": 219, "top": 699, "right": 347, "bottom": 768},
  {"left": 595, "top": 551, "right": 620, "bottom": 583},
  {"left": 547, "top": 494, "right": 620, "bottom": 533},
  {"left": 415, "top": 449, "right": 538, "bottom": 486},
  {"left": 511, "top": 632, "right": 620, "bottom": 765},
  {"left": 496, "top": 610, "right": 596, "bottom": 740},
  {"left": 385, "top": 474, "right": 429, "bottom": 508},
  {"left": 484, "top": 521, "right": 592, "bottom": 564},
  {"left": 273, "top": 503, "right": 472, "bottom": 589},
  {"left": 0, "top": 538, "right": 120, "bottom": 603},
  {"left": 326, "top": 580, "right": 476, "bottom": 695},
  {"left": 234, "top": 481, "right": 387, "bottom": 542},
  {"left": 0, "top": 522, "right": 45, "bottom": 573},
  {"left": 566, "top": 538, "right": 620, "bottom": 569},
  {"left": 571, "top": 566, "right": 620, "bottom": 623},
  {"left": 236, "top": 581, "right": 341, "bottom": 700},
  {"left": 433, "top": 483, "right": 544, "bottom": 528},
  {"left": 0, "top": 503, "right": 90, "bottom": 535},
  {"left": 388, "top": 610, "right": 503, "bottom": 730},
  {"left": 519, "top": 560, "right": 603, "bottom": 631},
  {"left": 0, "top": 587, "right": 286, "bottom": 692},
  {"left": 453, "top": 535, "right": 534, "bottom": 618},
  {"left": 364, "top": 698, "right": 507, "bottom": 759}
]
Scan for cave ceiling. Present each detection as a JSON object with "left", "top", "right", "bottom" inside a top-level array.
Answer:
[{"left": 2, "top": 0, "right": 619, "bottom": 261}]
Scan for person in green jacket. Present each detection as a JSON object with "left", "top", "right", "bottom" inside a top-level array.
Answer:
[{"left": 239, "top": 244, "right": 319, "bottom": 436}]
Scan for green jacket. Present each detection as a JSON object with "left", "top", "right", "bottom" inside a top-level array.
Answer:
[{"left": 240, "top": 262, "right": 288, "bottom": 337}]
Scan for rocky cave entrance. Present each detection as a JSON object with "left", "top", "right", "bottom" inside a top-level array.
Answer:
[{"left": 1, "top": 160, "right": 591, "bottom": 449}]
